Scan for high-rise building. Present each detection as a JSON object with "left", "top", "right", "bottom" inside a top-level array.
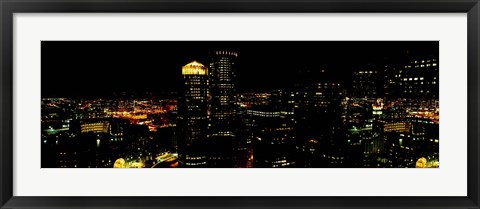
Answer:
[
  {"left": 207, "top": 50, "right": 239, "bottom": 167},
  {"left": 395, "top": 57, "right": 439, "bottom": 99},
  {"left": 352, "top": 66, "right": 382, "bottom": 98},
  {"left": 178, "top": 61, "right": 209, "bottom": 167},
  {"left": 294, "top": 69, "right": 344, "bottom": 146},
  {"left": 293, "top": 69, "right": 346, "bottom": 167}
]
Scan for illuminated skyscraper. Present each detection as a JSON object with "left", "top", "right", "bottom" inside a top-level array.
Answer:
[
  {"left": 397, "top": 57, "right": 439, "bottom": 98},
  {"left": 178, "top": 61, "right": 209, "bottom": 167},
  {"left": 208, "top": 50, "right": 239, "bottom": 167}
]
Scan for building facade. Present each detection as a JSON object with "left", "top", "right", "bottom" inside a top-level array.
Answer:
[
  {"left": 178, "top": 61, "right": 209, "bottom": 167},
  {"left": 207, "top": 50, "right": 240, "bottom": 167},
  {"left": 395, "top": 57, "right": 439, "bottom": 99}
]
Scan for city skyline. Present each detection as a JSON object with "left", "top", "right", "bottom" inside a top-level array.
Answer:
[
  {"left": 42, "top": 41, "right": 438, "bottom": 98},
  {"left": 41, "top": 41, "right": 439, "bottom": 168}
]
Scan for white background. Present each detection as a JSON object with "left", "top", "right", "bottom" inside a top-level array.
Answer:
[{"left": 13, "top": 13, "right": 467, "bottom": 196}]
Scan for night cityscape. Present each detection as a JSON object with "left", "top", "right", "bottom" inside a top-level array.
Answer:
[{"left": 41, "top": 41, "right": 439, "bottom": 168}]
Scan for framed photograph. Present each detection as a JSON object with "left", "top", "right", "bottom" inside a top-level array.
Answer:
[{"left": 1, "top": 0, "right": 479, "bottom": 209}]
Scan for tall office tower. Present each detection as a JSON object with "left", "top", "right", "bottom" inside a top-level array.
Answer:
[
  {"left": 383, "top": 63, "right": 398, "bottom": 99},
  {"left": 178, "top": 61, "right": 209, "bottom": 167},
  {"left": 294, "top": 69, "right": 344, "bottom": 141},
  {"left": 208, "top": 50, "right": 239, "bottom": 167},
  {"left": 293, "top": 69, "right": 345, "bottom": 167},
  {"left": 352, "top": 65, "right": 383, "bottom": 99},
  {"left": 396, "top": 57, "right": 439, "bottom": 99}
]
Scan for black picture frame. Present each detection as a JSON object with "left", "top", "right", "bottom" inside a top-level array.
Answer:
[{"left": 1, "top": 0, "right": 479, "bottom": 208}]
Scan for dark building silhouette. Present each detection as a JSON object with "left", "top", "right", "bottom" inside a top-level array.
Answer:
[
  {"left": 248, "top": 105, "right": 296, "bottom": 168},
  {"left": 270, "top": 89, "right": 295, "bottom": 114},
  {"left": 294, "top": 71, "right": 344, "bottom": 142},
  {"left": 207, "top": 50, "right": 239, "bottom": 167},
  {"left": 352, "top": 66, "right": 383, "bottom": 98},
  {"left": 293, "top": 69, "right": 346, "bottom": 167}
]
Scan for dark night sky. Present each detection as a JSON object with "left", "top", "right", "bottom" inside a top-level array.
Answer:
[{"left": 41, "top": 41, "right": 438, "bottom": 98}]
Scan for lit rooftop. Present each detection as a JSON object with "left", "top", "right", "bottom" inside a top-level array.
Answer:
[{"left": 182, "top": 61, "right": 208, "bottom": 75}]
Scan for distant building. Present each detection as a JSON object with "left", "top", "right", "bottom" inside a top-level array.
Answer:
[
  {"left": 383, "top": 122, "right": 412, "bottom": 133},
  {"left": 80, "top": 121, "right": 110, "bottom": 133},
  {"left": 395, "top": 57, "right": 439, "bottom": 98},
  {"left": 69, "top": 118, "right": 127, "bottom": 141},
  {"left": 352, "top": 67, "right": 382, "bottom": 98},
  {"left": 383, "top": 64, "right": 398, "bottom": 99},
  {"left": 270, "top": 89, "right": 295, "bottom": 113}
]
